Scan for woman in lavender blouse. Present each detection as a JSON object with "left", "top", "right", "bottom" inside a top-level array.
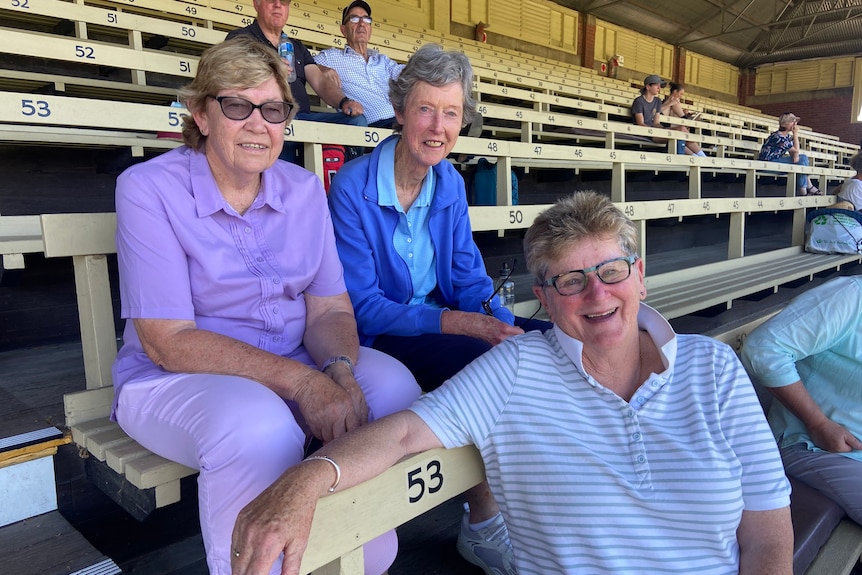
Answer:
[{"left": 111, "top": 37, "right": 419, "bottom": 575}]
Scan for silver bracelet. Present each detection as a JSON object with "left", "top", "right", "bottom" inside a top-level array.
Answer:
[
  {"left": 304, "top": 455, "right": 341, "bottom": 493},
  {"left": 321, "top": 355, "right": 355, "bottom": 376}
]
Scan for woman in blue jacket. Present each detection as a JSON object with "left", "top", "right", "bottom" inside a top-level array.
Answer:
[{"left": 328, "top": 43, "right": 548, "bottom": 575}]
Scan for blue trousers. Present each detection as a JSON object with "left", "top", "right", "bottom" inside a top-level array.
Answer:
[
  {"left": 773, "top": 153, "right": 810, "bottom": 189},
  {"left": 280, "top": 111, "right": 368, "bottom": 164},
  {"left": 781, "top": 442, "right": 861, "bottom": 524},
  {"left": 372, "top": 316, "right": 553, "bottom": 392},
  {"left": 295, "top": 110, "right": 368, "bottom": 126}
]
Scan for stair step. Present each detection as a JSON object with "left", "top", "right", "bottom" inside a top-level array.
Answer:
[
  {"left": 0, "top": 427, "right": 64, "bottom": 452},
  {"left": 1, "top": 427, "right": 70, "bottom": 527},
  {"left": 0, "top": 510, "right": 121, "bottom": 575}
]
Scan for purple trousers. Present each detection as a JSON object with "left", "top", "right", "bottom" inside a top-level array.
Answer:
[{"left": 116, "top": 346, "right": 421, "bottom": 575}]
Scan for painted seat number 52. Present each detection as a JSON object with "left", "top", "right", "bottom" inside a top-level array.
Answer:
[{"left": 407, "top": 459, "right": 443, "bottom": 503}]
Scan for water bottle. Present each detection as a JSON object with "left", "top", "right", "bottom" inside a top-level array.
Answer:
[
  {"left": 279, "top": 33, "right": 296, "bottom": 83},
  {"left": 499, "top": 262, "right": 515, "bottom": 315}
]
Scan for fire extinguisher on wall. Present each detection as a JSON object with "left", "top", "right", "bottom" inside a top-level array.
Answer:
[
  {"left": 607, "top": 54, "right": 624, "bottom": 78},
  {"left": 475, "top": 22, "right": 488, "bottom": 43}
]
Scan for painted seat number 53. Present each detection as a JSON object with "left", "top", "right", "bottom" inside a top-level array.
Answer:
[{"left": 407, "top": 459, "right": 443, "bottom": 503}]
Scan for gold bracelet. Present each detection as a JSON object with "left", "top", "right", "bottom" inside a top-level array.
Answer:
[{"left": 304, "top": 455, "right": 341, "bottom": 493}]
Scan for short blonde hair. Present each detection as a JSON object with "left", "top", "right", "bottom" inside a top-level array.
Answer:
[
  {"left": 524, "top": 191, "right": 639, "bottom": 284},
  {"left": 177, "top": 36, "right": 293, "bottom": 151}
]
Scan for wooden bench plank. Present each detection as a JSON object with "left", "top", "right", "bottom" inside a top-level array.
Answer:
[
  {"left": 804, "top": 519, "right": 862, "bottom": 575},
  {"left": 86, "top": 425, "right": 135, "bottom": 461},
  {"left": 0, "top": 214, "right": 43, "bottom": 269},
  {"left": 0, "top": 215, "right": 43, "bottom": 255},
  {"left": 0, "top": 28, "right": 199, "bottom": 79},
  {"left": 301, "top": 445, "right": 485, "bottom": 574},
  {"left": 105, "top": 438, "right": 152, "bottom": 474},
  {"left": 645, "top": 248, "right": 862, "bottom": 319},
  {"left": 69, "top": 417, "right": 117, "bottom": 447},
  {"left": 64, "top": 386, "right": 114, "bottom": 427},
  {"left": 124, "top": 453, "right": 196, "bottom": 490}
]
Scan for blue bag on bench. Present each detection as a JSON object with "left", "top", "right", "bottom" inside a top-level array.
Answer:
[{"left": 472, "top": 158, "right": 518, "bottom": 206}]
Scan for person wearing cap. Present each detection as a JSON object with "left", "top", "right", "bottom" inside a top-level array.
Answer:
[
  {"left": 314, "top": 1, "right": 404, "bottom": 128},
  {"left": 632, "top": 75, "right": 706, "bottom": 157},
  {"left": 226, "top": 0, "right": 368, "bottom": 163},
  {"left": 758, "top": 113, "right": 821, "bottom": 196}
]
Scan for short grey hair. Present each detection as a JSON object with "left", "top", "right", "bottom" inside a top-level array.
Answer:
[
  {"left": 389, "top": 43, "right": 476, "bottom": 132},
  {"left": 524, "top": 191, "right": 640, "bottom": 284},
  {"left": 849, "top": 152, "right": 862, "bottom": 174}
]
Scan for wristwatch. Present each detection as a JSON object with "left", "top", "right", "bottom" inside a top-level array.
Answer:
[
  {"left": 322, "top": 355, "right": 355, "bottom": 376},
  {"left": 338, "top": 96, "right": 352, "bottom": 111}
]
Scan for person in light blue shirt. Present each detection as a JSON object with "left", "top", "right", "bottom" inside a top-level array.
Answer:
[
  {"left": 328, "top": 43, "right": 550, "bottom": 575},
  {"left": 314, "top": 1, "right": 404, "bottom": 127},
  {"left": 741, "top": 275, "right": 862, "bottom": 524}
]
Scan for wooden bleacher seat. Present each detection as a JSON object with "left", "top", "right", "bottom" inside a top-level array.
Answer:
[
  {"left": 0, "top": 69, "right": 177, "bottom": 105},
  {"left": 39, "top": 212, "right": 196, "bottom": 518},
  {"left": 644, "top": 246, "right": 862, "bottom": 319},
  {"left": 0, "top": 214, "right": 43, "bottom": 270},
  {"left": 301, "top": 445, "right": 484, "bottom": 574},
  {"left": 3, "top": 0, "right": 853, "bottom": 175},
  {"left": 0, "top": 89, "right": 850, "bottom": 209}
]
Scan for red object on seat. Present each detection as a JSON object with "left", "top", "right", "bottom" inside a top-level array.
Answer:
[{"left": 322, "top": 145, "right": 346, "bottom": 194}]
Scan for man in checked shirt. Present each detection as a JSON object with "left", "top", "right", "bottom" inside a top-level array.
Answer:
[{"left": 314, "top": 1, "right": 404, "bottom": 129}]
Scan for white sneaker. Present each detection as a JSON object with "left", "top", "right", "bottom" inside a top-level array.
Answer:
[{"left": 456, "top": 507, "right": 516, "bottom": 575}]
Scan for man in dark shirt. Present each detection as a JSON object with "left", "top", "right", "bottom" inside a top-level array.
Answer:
[{"left": 226, "top": 0, "right": 367, "bottom": 162}]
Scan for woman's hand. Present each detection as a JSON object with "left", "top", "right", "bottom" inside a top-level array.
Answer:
[
  {"left": 808, "top": 418, "right": 862, "bottom": 453},
  {"left": 293, "top": 369, "right": 364, "bottom": 442},
  {"left": 324, "top": 363, "right": 369, "bottom": 425},
  {"left": 231, "top": 463, "right": 321, "bottom": 575},
  {"left": 441, "top": 310, "right": 524, "bottom": 346}
]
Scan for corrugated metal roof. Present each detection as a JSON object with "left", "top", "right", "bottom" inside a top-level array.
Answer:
[{"left": 555, "top": 0, "right": 862, "bottom": 68}]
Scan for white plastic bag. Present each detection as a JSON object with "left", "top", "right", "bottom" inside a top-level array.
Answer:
[{"left": 805, "top": 208, "right": 862, "bottom": 254}]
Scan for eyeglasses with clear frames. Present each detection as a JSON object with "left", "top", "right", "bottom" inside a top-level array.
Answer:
[
  {"left": 345, "top": 15, "right": 372, "bottom": 24},
  {"left": 542, "top": 255, "right": 638, "bottom": 296},
  {"left": 209, "top": 96, "right": 294, "bottom": 124}
]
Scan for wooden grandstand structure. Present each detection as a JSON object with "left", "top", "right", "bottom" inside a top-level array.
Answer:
[{"left": 1, "top": 0, "right": 861, "bottom": 573}]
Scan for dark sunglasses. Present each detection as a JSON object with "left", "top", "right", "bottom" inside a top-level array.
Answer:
[{"left": 209, "top": 95, "right": 294, "bottom": 124}]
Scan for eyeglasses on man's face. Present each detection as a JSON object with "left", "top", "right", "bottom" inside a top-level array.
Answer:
[
  {"left": 542, "top": 255, "right": 638, "bottom": 296},
  {"left": 345, "top": 15, "right": 372, "bottom": 24},
  {"left": 209, "top": 96, "right": 294, "bottom": 124}
]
